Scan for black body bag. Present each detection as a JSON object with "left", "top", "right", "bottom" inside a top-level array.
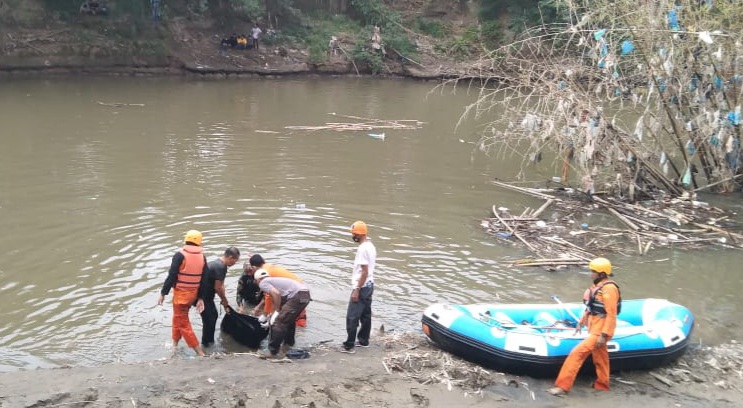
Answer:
[{"left": 220, "top": 306, "right": 269, "bottom": 348}]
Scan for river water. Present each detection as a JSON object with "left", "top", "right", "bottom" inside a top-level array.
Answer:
[{"left": 0, "top": 77, "right": 741, "bottom": 371}]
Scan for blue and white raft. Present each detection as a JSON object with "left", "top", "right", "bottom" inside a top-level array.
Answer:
[{"left": 421, "top": 298, "right": 694, "bottom": 377}]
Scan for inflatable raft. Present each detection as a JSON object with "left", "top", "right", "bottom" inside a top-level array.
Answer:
[{"left": 421, "top": 298, "right": 693, "bottom": 377}]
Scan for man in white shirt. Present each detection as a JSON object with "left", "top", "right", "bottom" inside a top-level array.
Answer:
[
  {"left": 251, "top": 24, "right": 262, "bottom": 50},
  {"left": 342, "top": 221, "right": 377, "bottom": 353}
]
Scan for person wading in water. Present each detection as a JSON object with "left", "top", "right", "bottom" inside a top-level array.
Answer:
[{"left": 157, "top": 230, "right": 209, "bottom": 357}]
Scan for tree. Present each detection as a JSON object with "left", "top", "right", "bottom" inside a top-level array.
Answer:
[{"left": 455, "top": 0, "right": 743, "bottom": 199}]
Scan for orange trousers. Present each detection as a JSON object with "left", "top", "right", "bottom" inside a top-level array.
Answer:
[
  {"left": 171, "top": 288, "right": 199, "bottom": 348},
  {"left": 554, "top": 334, "right": 610, "bottom": 392}
]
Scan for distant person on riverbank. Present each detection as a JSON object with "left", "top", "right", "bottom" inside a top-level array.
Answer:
[
  {"left": 251, "top": 24, "right": 263, "bottom": 50},
  {"left": 329, "top": 36, "right": 340, "bottom": 56},
  {"left": 200, "top": 246, "right": 240, "bottom": 347},
  {"left": 243, "top": 254, "right": 307, "bottom": 327},
  {"left": 157, "top": 230, "right": 209, "bottom": 357},
  {"left": 150, "top": 0, "right": 160, "bottom": 22},
  {"left": 254, "top": 269, "right": 311, "bottom": 358},
  {"left": 371, "top": 24, "right": 383, "bottom": 53},
  {"left": 548, "top": 257, "right": 621, "bottom": 396},
  {"left": 341, "top": 221, "right": 377, "bottom": 353}
]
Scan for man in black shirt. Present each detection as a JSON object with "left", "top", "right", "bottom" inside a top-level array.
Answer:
[{"left": 200, "top": 246, "right": 240, "bottom": 346}]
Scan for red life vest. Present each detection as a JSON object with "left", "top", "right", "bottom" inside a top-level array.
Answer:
[{"left": 176, "top": 245, "right": 204, "bottom": 290}]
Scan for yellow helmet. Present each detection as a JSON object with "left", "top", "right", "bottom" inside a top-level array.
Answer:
[
  {"left": 350, "top": 221, "right": 368, "bottom": 235},
  {"left": 588, "top": 257, "right": 612, "bottom": 275},
  {"left": 184, "top": 230, "right": 203, "bottom": 246}
]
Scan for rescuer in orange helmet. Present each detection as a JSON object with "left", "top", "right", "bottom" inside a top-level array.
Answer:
[
  {"left": 549, "top": 257, "right": 621, "bottom": 396},
  {"left": 157, "top": 230, "right": 209, "bottom": 357}
]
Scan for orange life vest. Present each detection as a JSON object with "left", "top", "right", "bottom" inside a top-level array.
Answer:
[
  {"left": 262, "top": 264, "right": 304, "bottom": 317},
  {"left": 176, "top": 245, "right": 204, "bottom": 291}
]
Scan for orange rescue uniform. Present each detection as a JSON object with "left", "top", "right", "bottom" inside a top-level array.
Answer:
[
  {"left": 171, "top": 245, "right": 205, "bottom": 348},
  {"left": 554, "top": 278, "right": 620, "bottom": 392}
]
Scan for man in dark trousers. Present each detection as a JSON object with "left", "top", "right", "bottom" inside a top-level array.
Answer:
[
  {"left": 342, "top": 221, "right": 377, "bottom": 353},
  {"left": 200, "top": 246, "right": 240, "bottom": 347},
  {"left": 254, "top": 269, "right": 311, "bottom": 358}
]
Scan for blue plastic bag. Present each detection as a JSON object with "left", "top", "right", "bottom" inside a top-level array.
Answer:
[
  {"left": 620, "top": 40, "right": 635, "bottom": 55},
  {"left": 668, "top": 8, "right": 681, "bottom": 31},
  {"left": 727, "top": 111, "right": 740, "bottom": 126}
]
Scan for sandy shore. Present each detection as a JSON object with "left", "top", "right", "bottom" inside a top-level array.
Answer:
[{"left": 1, "top": 332, "right": 741, "bottom": 408}]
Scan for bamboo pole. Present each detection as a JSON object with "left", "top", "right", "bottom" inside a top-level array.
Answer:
[
  {"left": 513, "top": 260, "right": 586, "bottom": 267},
  {"left": 490, "top": 180, "right": 556, "bottom": 200},
  {"left": 692, "top": 174, "right": 743, "bottom": 192},
  {"left": 691, "top": 222, "right": 742, "bottom": 243},
  {"left": 636, "top": 234, "right": 643, "bottom": 255},
  {"left": 532, "top": 199, "right": 555, "bottom": 218},
  {"left": 607, "top": 207, "right": 640, "bottom": 231},
  {"left": 492, "top": 217, "right": 540, "bottom": 221},
  {"left": 493, "top": 205, "right": 538, "bottom": 253},
  {"left": 538, "top": 237, "right": 595, "bottom": 260}
]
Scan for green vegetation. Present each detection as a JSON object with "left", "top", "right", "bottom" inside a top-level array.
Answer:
[
  {"left": 413, "top": 17, "right": 447, "bottom": 39},
  {"left": 294, "top": 14, "right": 361, "bottom": 64},
  {"left": 1, "top": 0, "right": 571, "bottom": 74},
  {"left": 478, "top": 0, "right": 566, "bottom": 39}
]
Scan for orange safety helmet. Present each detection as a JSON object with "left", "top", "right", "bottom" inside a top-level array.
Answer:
[
  {"left": 350, "top": 221, "right": 368, "bottom": 235},
  {"left": 588, "top": 257, "right": 612, "bottom": 275},
  {"left": 184, "top": 230, "right": 203, "bottom": 246}
]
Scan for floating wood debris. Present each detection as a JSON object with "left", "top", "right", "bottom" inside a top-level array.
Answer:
[
  {"left": 97, "top": 101, "right": 145, "bottom": 107},
  {"left": 285, "top": 113, "right": 425, "bottom": 133},
  {"left": 483, "top": 180, "right": 743, "bottom": 267}
]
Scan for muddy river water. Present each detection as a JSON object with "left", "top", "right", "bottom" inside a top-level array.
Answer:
[{"left": 1, "top": 77, "right": 741, "bottom": 371}]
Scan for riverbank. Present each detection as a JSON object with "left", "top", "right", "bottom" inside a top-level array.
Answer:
[
  {"left": 0, "top": 37, "right": 463, "bottom": 80},
  {"left": 1, "top": 331, "right": 741, "bottom": 408},
  {"left": 0, "top": 6, "right": 473, "bottom": 80}
]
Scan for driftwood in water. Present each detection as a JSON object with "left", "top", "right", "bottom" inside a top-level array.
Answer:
[
  {"left": 285, "top": 113, "right": 425, "bottom": 133},
  {"left": 483, "top": 181, "right": 743, "bottom": 266}
]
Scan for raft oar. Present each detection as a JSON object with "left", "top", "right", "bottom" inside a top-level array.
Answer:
[
  {"left": 498, "top": 322, "right": 576, "bottom": 331},
  {"left": 479, "top": 314, "right": 577, "bottom": 331},
  {"left": 551, "top": 295, "right": 583, "bottom": 324}
]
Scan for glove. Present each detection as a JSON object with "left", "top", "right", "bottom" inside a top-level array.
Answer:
[
  {"left": 257, "top": 313, "right": 270, "bottom": 329},
  {"left": 269, "top": 311, "right": 279, "bottom": 326}
]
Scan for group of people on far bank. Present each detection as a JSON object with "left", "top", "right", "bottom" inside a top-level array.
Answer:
[
  {"left": 156, "top": 220, "right": 376, "bottom": 359},
  {"left": 220, "top": 24, "right": 263, "bottom": 50}
]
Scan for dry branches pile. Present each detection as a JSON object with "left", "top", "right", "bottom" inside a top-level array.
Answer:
[
  {"left": 379, "top": 332, "right": 497, "bottom": 393},
  {"left": 482, "top": 180, "right": 742, "bottom": 266},
  {"left": 447, "top": 0, "right": 743, "bottom": 197}
]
